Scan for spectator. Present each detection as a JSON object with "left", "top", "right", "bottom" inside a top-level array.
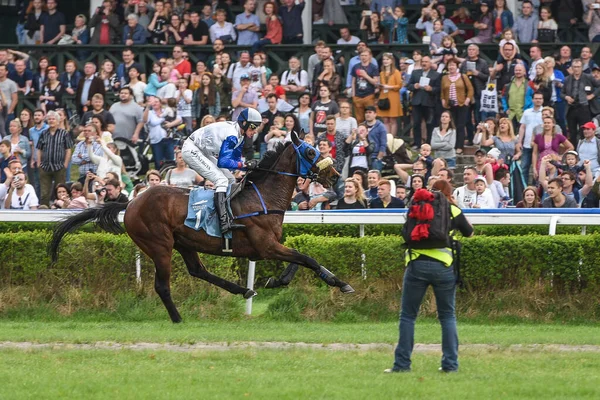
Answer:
[
  {"left": 76, "top": 62, "right": 105, "bottom": 116},
  {"left": 174, "top": 78, "right": 193, "bottom": 134},
  {"left": 294, "top": 92, "right": 312, "bottom": 133},
  {"left": 3, "top": 119, "right": 31, "bottom": 172},
  {"left": 117, "top": 48, "right": 146, "bottom": 87},
  {"left": 172, "top": 46, "right": 191, "bottom": 81},
  {"left": 365, "top": 169, "right": 381, "bottom": 202},
  {"left": 18, "top": 109, "right": 34, "bottom": 139},
  {"left": 466, "top": 2, "right": 493, "bottom": 44},
  {"left": 227, "top": 51, "right": 252, "bottom": 90},
  {"left": 27, "top": 109, "right": 47, "bottom": 193},
  {"left": 580, "top": 46, "right": 599, "bottom": 74},
  {"left": 377, "top": 52, "right": 403, "bottom": 137},
  {"left": 3, "top": 171, "right": 38, "bottom": 210},
  {"left": 407, "top": 55, "right": 440, "bottom": 149},
  {"left": 540, "top": 156, "right": 592, "bottom": 202},
  {"left": 143, "top": 97, "right": 180, "bottom": 169},
  {"left": 544, "top": 56, "right": 567, "bottom": 133},
  {"left": 39, "top": 66, "right": 62, "bottom": 113},
  {"left": 89, "top": 115, "right": 112, "bottom": 147},
  {"left": 24, "top": 0, "right": 47, "bottom": 45},
  {"left": 127, "top": 67, "right": 146, "bottom": 105},
  {"left": 577, "top": 122, "right": 600, "bottom": 177},
  {"left": 450, "top": 6, "right": 475, "bottom": 41},
  {"left": 59, "top": 60, "right": 81, "bottom": 97},
  {"left": 209, "top": 8, "right": 236, "bottom": 44},
  {"left": 563, "top": 59, "right": 600, "bottom": 145},
  {"left": 528, "top": 45, "right": 544, "bottom": 82},
  {"left": 337, "top": 26, "right": 360, "bottom": 47},
  {"left": 516, "top": 186, "right": 542, "bottom": 207},
  {"left": 381, "top": 6, "right": 409, "bottom": 45},
  {"left": 310, "top": 85, "right": 339, "bottom": 137},
  {"left": 281, "top": 57, "right": 308, "bottom": 97},
  {"left": 514, "top": 1, "right": 538, "bottom": 43},
  {"left": 183, "top": 10, "right": 209, "bottom": 47},
  {"left": 440, "top": 61, "right": 475, "bottom": 154},
  {"left": 130, "top": 1, "right": 153, "bottom": 29},
  {"left": 491, "top": 42, "right": 525, "bottom": 90},
  {"left": 346, "top": 124, "right": 371, "bottom": 175},
  {"left": 109, "top": 87, "right": 145, "bottom": 143},
  {"left": 501, "top": 64, "right": 532, "bottom": 126},
  {"left": 89, "top": 0, "right": 119, "bottom": 45},
  {"left": 538, "top": 6, "right": 558, "bottom": 43},
  {"left": 231, "top": 74, "right": 258, "bottom": 123},
  {"left": 39, "top": 0, "right": 65, "bottom": 44},
  {"left": 156, "top": 67, "right": 177, "bottom": 104},
  {"left": 123, "top": 13, "right": 147, "bottom": 45},
  {"left": 0, "top": 64, "right": 18, "bottom": 137},
  {"left": 470, "top": 175, "right": 496, "bottom": 209},
  {"left": 482, "top": 117, "right": 521, "bottom": 165},
  {"left": 212, "top": 67, "right": 230, "bottom": 116},
  {"left": 551, "top": 0, "right": 583, "bottom": 36},
  {"left": 431, "top": 111, "right": 456, "bottom": 168},
  {"left": 531, "top": 62, "right": 552, "bottom": 106},
  {"left": 351, "top": 48, "right": 379, "bottom": 124},
  {"left": 293, "top": 175, "right": 334, "bottom": 211},
  {"left": 542, "top": 177, "right": 578, "bottom": 207},
  {"left": 336, "top": 101, "right": 358, "bottom": 139},
  {"left": 585, "top": 2, "right": 600, "bottom": 42},
  {"left": 164, "top": 149, "right": 203, "bottom": 188},
  {"left": 279, "top": 0, "right": 305, "bottom": 44},
  {"left": 200, "top": 4, "right": 215, "bottom": 29},
  {"left": 360, "top": 11, "right": 386, "bottom": 45},
  {"left": 80, "top": 93, "right": 115, "bottom": 133},
  {"left": 365, "top": 106, "right": 387, "bottom": 172},
  {"left": 167, "top": 13, "right": 186, "bottom": 44},
  {"left": 9, "top": 59, "right": 33, "bottom": 95},
  {"left": 94, "top": 60, "right": 118, "bottom": 95},
  {"left": 31, "top": 56, "right": 48, "bottom": 94},
  {"left": 251, "top": 1, "right": 282, "bottom": 54},
  {"left": 461, "top": 45, "right": 490, "bottom": 143},
  {"left": 492, "top": 0, "right": 514, "bottom": 39},
  {"left": 316, "top": 115, "right": 348, "bottom": 173},
  {"left": 313, "top": 58, "right": 341, "bottom": 101},
  {"left": 144, "top": 61, "right": 168, "bottom": 98},
  {"left": 337, "top": 178, "right": 367, "bottom": 209},
  {"left": 369, "top": 178, "right": 404, "bottom": 208},
  {"left": 532, "top": 116, "right": 573, "bottom": 180},
  {"left": 71, "top": 123, "right": 102, "bottom": 183},
  {"left": 147, "top": 0, "right": 168, "bottom": 45},
  {"left": 88, "top": 136, "right": 123, "bottom": 181},
  {"left": 453, "top": 166, "right": 478, "bottom": 208},
  {"left": 36, "top": 110, "right": 72, "bottom": 206},
  {"left": 248, "top": 53, "right": 267, "bottom": 91},
  {"left": 104, "top": 178, "right": 129, "bottom": 203},
  {"left": 236, "top": 0, "right": 261, "bottom": 45}
]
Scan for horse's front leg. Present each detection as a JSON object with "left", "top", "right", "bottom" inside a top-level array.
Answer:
[{"left": 263, "top": 243, "right": 355, "bottom": 293}]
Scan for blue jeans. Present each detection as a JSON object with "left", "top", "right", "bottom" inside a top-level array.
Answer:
[
  {"left": 16, "top": 24, "right": 26, "bottom": 44},
  {"left": 152, "top": 138, "right": 176, "bottom": 169},
  {"left": 251, "top": 38, "right": 272, "bottom": 55},
  {"left": 393, "top": 259, "right": 458, "bottom": 372},
  {"left": 520, "top": 148, "right": 532, "bottom": 185},
  {"left": 370, "top": 158, "right": 384, "bottom": 172},
  {"left": 445, "top": 157, "right": 456, "bottom": 168}
]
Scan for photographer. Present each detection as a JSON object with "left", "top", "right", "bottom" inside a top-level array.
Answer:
[
  {"left": 83, "top": 171, "right": 107, "bottom": 207},
  {"left": 89, "top": 0, "right": 120, "bottom": 45},
  {"left": 386, "top": 180, "right": 474, "bottom": 374},
  {"left": 4, "top": 172, "right": 38, "bottom": 210}
]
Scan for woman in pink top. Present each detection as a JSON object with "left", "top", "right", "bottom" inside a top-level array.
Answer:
[
  {"left": 251, "top": 1, "right": 282, "bottom": 54},
  {"left": 531, "top": 116, "right": 574, "bottom": 180}
]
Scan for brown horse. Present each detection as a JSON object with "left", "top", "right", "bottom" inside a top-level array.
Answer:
[{"left": 49, "top": 132, "right": 354, "bottom": 323}]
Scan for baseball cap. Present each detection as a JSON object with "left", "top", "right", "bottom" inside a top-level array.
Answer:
[
  {"left": 582, "top": 122, "right": 597, "bottom": 130},
  {"left": 240, "top": 74, "right": 250, "bottom": 80},
  {"left": 564, "top": 150, "right": 579, "bottom": 159},
  {"left": 365, "top": 105, "right": 377, "bottom": 113},
  {"left": 487, "top": 148, "right": 501, "bottom": 160},
  {"left": 474, "top": 148, "right": 486, "bottom": 156},
  {"left": 593, "top": 65, "right": 600, "bottom": 72},
  {"left": 474, "top": 175, "right": 487, "bottom": 187}
]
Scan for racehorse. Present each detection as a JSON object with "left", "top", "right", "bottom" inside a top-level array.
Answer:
[{"left": 49, "top": 131, "right": 355, "bottom": 323}]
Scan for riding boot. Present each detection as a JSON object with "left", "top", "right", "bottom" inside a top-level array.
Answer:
[{"left": 215, "top": 191, "right": 245, "bottom": 234}]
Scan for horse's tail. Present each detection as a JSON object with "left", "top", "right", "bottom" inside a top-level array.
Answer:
[{"left": 48, "top": 202, "right": 129, "bottom": 263}]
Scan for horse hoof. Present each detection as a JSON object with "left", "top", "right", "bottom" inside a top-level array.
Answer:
[
  {"left": 265, "top": 278, "right": 278, "bottom": 289},
  {"left": 244, "top": 289, "right": 257, "bottom": 299},
  {"left": 340, "top": 284, "right": 355, "bottom": 294}
]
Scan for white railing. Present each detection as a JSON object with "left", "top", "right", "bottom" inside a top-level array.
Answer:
[{"left": 2, "top": 209, "right": 600, "bottom": 314}]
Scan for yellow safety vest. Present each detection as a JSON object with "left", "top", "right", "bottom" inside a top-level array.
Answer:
[{"left": 404, "top": 205, "right": 462, "bottom": 267}]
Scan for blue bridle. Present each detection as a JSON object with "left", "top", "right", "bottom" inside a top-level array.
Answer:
[{"left": 292, "top": 140, "right": 321, "bottom": 179}]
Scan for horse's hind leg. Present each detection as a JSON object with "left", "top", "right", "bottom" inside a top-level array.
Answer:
[
  {"left": 263, "top": 243, "right": 354, "bottom": 294},
  {"left": 175, "top": 245, "right": 256, "bottom": 299},
  {"left": 153, "top": 251, "right": 183, "bottom": 323}
]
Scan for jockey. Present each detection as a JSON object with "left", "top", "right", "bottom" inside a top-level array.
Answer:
[{"left": 182, "top": 108, "right": 262, "bottom": 234}]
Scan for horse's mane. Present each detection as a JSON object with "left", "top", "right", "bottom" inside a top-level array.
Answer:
[{"left": 245, "top": 141, "right": 293, "bottom": 181}]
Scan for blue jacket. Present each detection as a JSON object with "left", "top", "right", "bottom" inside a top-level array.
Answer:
[
  {"left": 144, "top": 73, "right": 168, "bottom": 96},
  {"left": 552, "top": 69, "right": 565, "bottom": 103},
  {"left": 59, "top": 70, "right": 82, "bottom": 91},
  {"left": 367, "top": 120, "right": 387, "bottom": 159},
  {"left": 492, "top": 9, "right": 514, "bottom": 36},
  {"left": 217, "top": 136, "right": 244, "bottom": 170},
  {"left": 123, "top": 24, "right": 147, "bottom": 45}
]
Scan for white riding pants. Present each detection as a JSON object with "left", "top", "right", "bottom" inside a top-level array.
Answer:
[{"left": 182, "top": 139, "right": 234, "bottom": 193}]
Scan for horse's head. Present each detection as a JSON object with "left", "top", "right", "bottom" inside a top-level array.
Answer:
[{"left": 290, "top": 130, "right": 339, "bottom": 188}]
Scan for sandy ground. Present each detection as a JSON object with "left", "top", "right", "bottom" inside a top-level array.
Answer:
[{"left": 1, "top": 341, "right": 600, "bottom": 353}]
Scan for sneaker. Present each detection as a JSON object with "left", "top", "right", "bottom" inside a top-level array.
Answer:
[{"left": 384, "top": 368, "right": 410, "bottom": 373}]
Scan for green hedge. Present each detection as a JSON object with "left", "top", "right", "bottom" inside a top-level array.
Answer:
[
  {"left": 2, "top": 231, "right": 599, "bottom": 294},
  {"left": 1, "top": 221, "right": 598, "bottom": 237}
]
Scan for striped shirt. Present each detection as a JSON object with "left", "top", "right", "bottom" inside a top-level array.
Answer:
[{"left": 36, "top": 128, "right": 73, "bottom": 172}]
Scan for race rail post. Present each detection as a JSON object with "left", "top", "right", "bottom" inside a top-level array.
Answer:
[{"left": 245, "top": 261, "right": 256, "bottom": 315}]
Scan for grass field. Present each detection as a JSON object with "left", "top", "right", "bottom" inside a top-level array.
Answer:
[{"left": 1, "top": 347, "right": 599, "bottom": 399}]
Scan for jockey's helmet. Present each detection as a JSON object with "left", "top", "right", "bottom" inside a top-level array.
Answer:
[{"left": 237, "top": 108, "right": 262, "bottom": 132}]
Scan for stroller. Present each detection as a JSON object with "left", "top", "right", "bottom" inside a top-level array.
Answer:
[{"left": 114, "top": 138, "right": 151, "bottom": 182}]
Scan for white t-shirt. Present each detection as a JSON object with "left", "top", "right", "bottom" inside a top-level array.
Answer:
[
  {"left": 471, "top": 189, "right": 496, "bottom": 209},
  {"left": 129, "top": 81, "right": 147, "bottom": 104},
  {"left": 176, "top": 89, "right": 193, "bottom": 118},
  {"left": 453, "top": 185, "right": 477, "bottom": 209},
  {"left": 281, "top": 69, "right": 309, "bottom": 88},
  {"left": 7, "top": 184, "right": 39, "bottom": 210},
  {"left": 248, "top": 65, "right": 266, "bottom": 90},
  {"left": 156, "top": 83, "right": 177, "bottom": 100},
  {"left": 335, "top": 116, "right": 358, "bottom": 138}
]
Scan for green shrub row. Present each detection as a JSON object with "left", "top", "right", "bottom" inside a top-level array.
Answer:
[
  {"left": 2, "top": 231, "right": 599, "bottom": 293},
  {"left": 1, "top": 221, "right": 597, "bottom": 237}
]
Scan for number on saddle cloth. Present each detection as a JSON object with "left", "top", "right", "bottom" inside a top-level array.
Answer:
[{"left": 184, "top": 186, "right": 233, "bottom": 239}]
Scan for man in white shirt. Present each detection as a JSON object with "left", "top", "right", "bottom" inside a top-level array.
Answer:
[
  {"left": 281, "top": 57, "right": 308, "bottom": 95},
  {"left": 453, "top": 166, "right": 478, "bottom": 208},
  {"left": 226, "top": 51, "right": 252, "bottom": 90},
  {"left": 156, "top": 66, "right": 177, "bottom": 103},
  {"left": 517, "top": 92, "right": 544, "bottom": 182},
  {"left": 577, "top": 122, "right": 600, "bottom": 177}
]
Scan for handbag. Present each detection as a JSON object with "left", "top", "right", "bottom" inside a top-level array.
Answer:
[
  {"left": 377, "top": 97, "right": 390, "bottom": 110},
  {"left": 480, "top": 76, "right": 498, "bottom": 114}
]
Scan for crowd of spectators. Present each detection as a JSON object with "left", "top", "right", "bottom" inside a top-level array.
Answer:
[{"left": 2, "top": 0, "right": 600, "bottom": 211}]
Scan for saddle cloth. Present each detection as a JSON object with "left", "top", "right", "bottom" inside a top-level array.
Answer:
[{"left": 184, "top": 187, "right": 233, "bottom": 239}]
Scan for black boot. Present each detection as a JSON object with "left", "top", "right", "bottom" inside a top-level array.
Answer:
[{"left": 215, "top": 191, "right": 245, "bottom": 234}]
